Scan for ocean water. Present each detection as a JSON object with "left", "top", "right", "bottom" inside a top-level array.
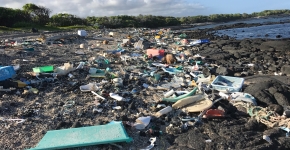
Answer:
[
  {"left": 186, "top": 16, "right": 290, "bottom": 39},
  {"left": 214, "top": 22, "right": 290, "bottom": 39}
]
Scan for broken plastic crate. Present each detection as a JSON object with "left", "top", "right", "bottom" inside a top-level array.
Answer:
[
  {"left": 211, "top": 75, "right": 244, "bottom": 93},
  {"left": 0, "top": 66, "right": 16, "bottom": 81},
  {"left": 30, "top": 121, "right": 132, "bottom": 150}
]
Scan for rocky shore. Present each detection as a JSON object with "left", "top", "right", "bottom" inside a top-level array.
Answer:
[{"left": 0, "top": 21, "right": 290, "bottom": 150}]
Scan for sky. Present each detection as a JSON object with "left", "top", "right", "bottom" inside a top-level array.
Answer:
[{"left": 2, "top": 0, "right": 290, "bottom": 17}]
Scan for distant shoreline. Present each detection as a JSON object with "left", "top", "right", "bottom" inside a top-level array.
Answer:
[{"left": 156, "top": 14, "right": 290, "bottom": 30}]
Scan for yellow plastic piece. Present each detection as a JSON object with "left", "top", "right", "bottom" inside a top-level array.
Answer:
[
  {"left": 210, "top": 75, "right": 216, "bottom": 82},
  {"left": 16, "top": 81, "right": 27, "bottom": 88},
  {"left": 155, "top": 35, "right": 160, "bottom": 39},
  {"left": 29, "top": 88, "right": 39, "bottom": 94},
  {"left": 191, "top": 80, "right": 197, "bottom": 87}
]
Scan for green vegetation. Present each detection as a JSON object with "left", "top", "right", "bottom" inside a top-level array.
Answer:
[
  {"left": 0, "top": 3, "right": 290, "bottom": 31},
  {"left": 0, "top": 26, "right": 21, "bottom": 31}
]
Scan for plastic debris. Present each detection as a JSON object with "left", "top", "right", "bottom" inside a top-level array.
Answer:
[
  {"left": 80, "top": 82, "right": 99, "bottom": 92},
  {"left": 55, "top": 63, "right": 74, "bottom": 75},
  {"left": 30, "top": 121, "right": 132, "bottom": 150},
  {"left": 262, "top": 135, "right": 272, "bottom": 144},
  {"left": 164, "top": 89, "right": 175, "bottom": 98},
  {"left": 2, "top": 24, "right": 290, "bottom": 150},
  {"left": 134, "top": 116, "right": 151, "bottom": 130},
  {"left": 279, "top": 127, "right": 290, "bottom": 137},
  {"left": 155, "top": 106, "right": 172, "bottom": 117},
  {"left": 211, "top": 75, "right": 244, "bottom": 93},
  {"left": 0, "top": 66, "right": 16, "bottom": 81},
  {"left": 91, "top": 91, "right": 106, "bottom": 100},
  {"left": 203, "top": 109, "right": 225, "bottom": 118},
  {"left": 33, "top": 66, "right": 54, "bottom": 73},
  {"left": 112, "top": 106, "right": 122, "bottom": 110},
  {"left": 162, "top": 87, "right": 198, "bottom": 102},
  {"left": 172, "top": 94, "right": 205, "bottom": 109},
  {"left": 0, "top": 117, "right": 26, "bottom": 124},
  {"left": 229, "top": 92, "right": 257, "bottom": 105},
  {"left": 140, "top": 137, "right": 156, "bottom": 150},
  {"left": 76, "top": 62, "right": 85, "bottom": 69},
  {"left": 184, "top": 98, "right": 213, "bottom": 113},
  {"left": 109, "top": 93, "right": 125, "bottom": 101}
]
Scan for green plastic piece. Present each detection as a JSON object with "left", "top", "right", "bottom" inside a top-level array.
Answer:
[
  {"left": 189, "top": 60, "right": 202, "bottom": 65},
  {"left": 162, "top": 87, "right": 198, "bottom": 102},
  {"left": 30, "top": 122, "right": 132, "bottom": 150},
  {"left": 23, "top": 47, "right": 35, "bottom": 51},
  {"left": 33, "top": 66, "right": 54, "bottom": 73},
  {"left": 176, "top": 66, "right": 183, "bottom": 70},
  {"left": 179, "top": 33, "right": 187, "bottom": 39},
  {"left": 154, "top": 74, "right": 161, "bottom": 81},
  {"left": 106, "top": 72, "right": 118, "bottom": 79},
  {"left": 195, "top": 61, "right": 202, "bottom": 65},
  {"left": 89, "top": 72, "right": 106, "bottom": 78}
]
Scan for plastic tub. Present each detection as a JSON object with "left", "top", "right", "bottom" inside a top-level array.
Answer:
[{"left": 211, "top": 75, "right": 244, "bottom": 93}]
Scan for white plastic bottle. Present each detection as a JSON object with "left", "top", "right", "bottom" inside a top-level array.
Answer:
[
  {"left": 155, "top": 106, "right": 172, "bottom": 117},
  {"left": 164, "top": 89, "right": 175, "bottom": 98}
]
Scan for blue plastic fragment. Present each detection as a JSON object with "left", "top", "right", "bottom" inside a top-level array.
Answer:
[
  {"left": 181, "top": 117, "right": 199, "bottom": 122},
  {"left": 0, "top": 66, "right": 16, "bottom": 81},
  {"left": 279, "top": 127, "right": 290, "bottom": 137}
]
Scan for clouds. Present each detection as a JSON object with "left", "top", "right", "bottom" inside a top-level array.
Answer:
[{"left": 1, "top": 0, "right": 206, "bottom": 17}]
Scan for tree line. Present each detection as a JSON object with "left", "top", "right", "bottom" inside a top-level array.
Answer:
[{"left": 1, "top": 3, "right": 290, "bottom": 28}]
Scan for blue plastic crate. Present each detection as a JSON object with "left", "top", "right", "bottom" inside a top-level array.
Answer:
[
  {"left": 211, "top": 75, "right": 244, "bottom": 93},
  {"left": 0, "top": 66, "right": 16, "bottom": 81}
]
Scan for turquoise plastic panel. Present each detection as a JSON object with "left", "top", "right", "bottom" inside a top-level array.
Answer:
[{"left": 30, "top": 122, "right": 132, "bottom": 150}]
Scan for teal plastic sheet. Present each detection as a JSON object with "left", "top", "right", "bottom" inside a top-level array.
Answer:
[{"left": 30, "top": 122, "right": 132, "bottom": 150}]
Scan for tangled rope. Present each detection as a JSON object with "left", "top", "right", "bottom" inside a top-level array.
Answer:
[{"left": 246, "top": 105, "right": 290, "bottom": 128}]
